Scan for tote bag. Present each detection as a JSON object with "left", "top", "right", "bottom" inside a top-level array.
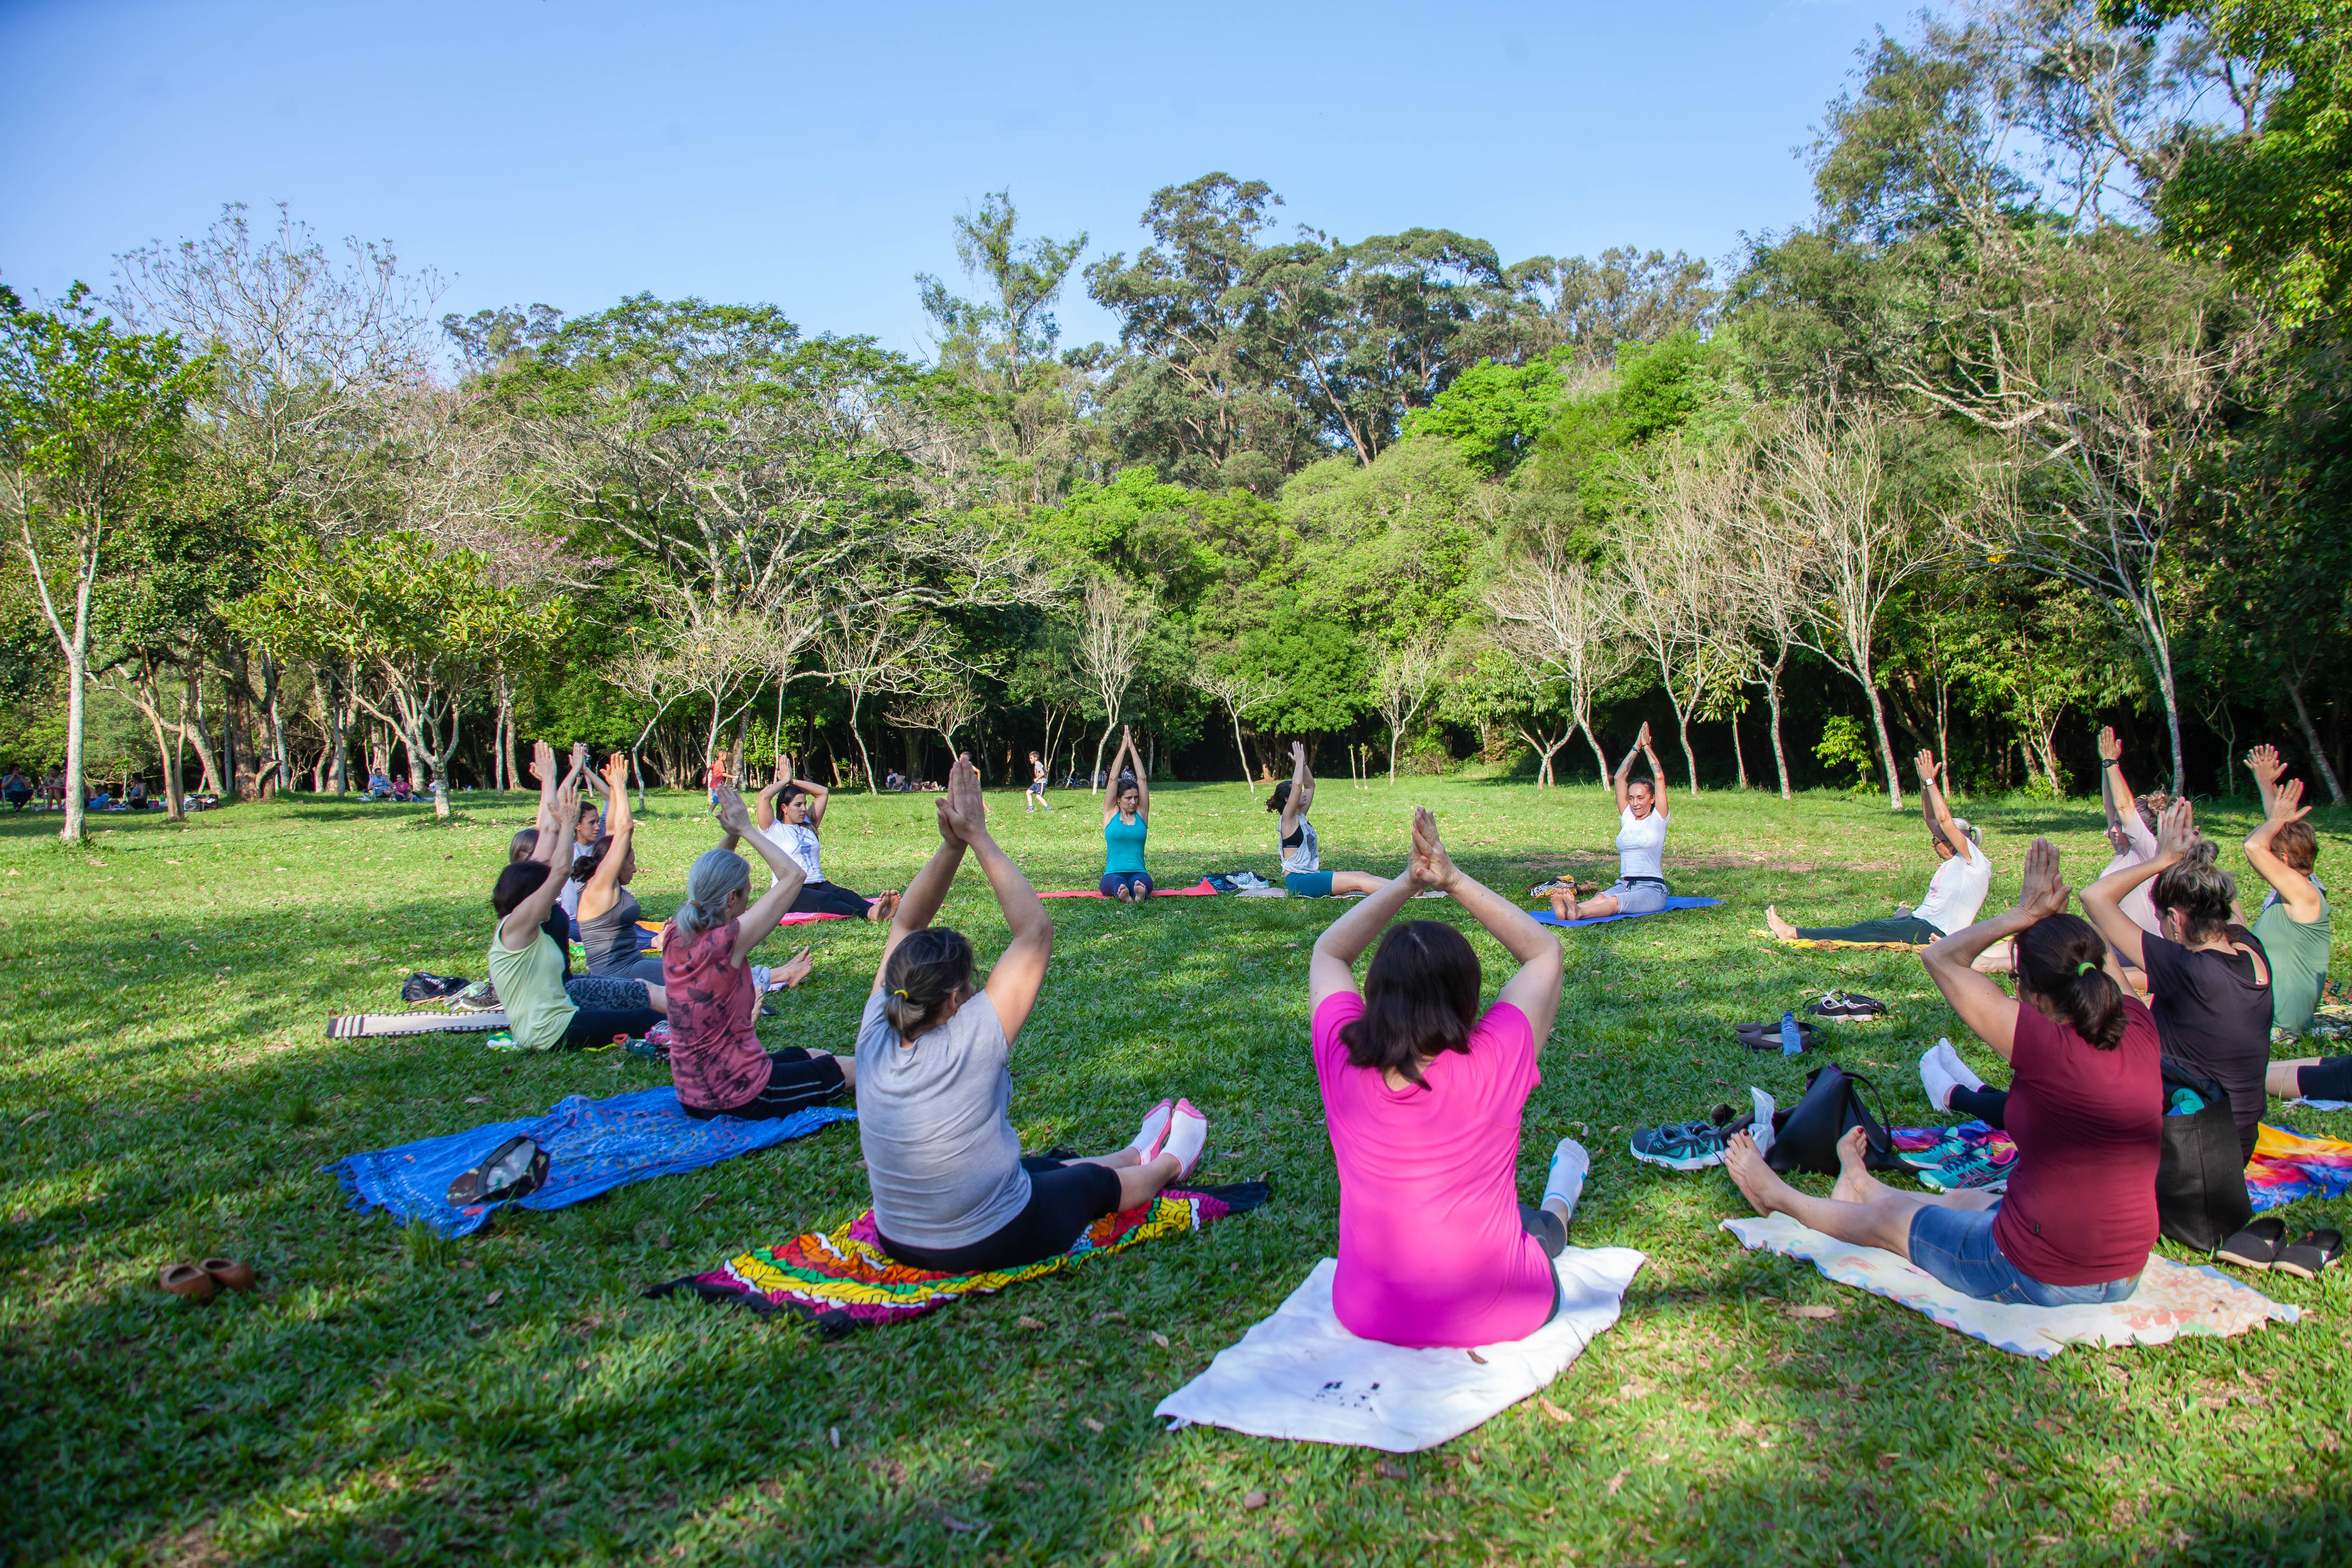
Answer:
[{"left": 2155, "top": 1057, "right": 2251, "bottom": 1253}]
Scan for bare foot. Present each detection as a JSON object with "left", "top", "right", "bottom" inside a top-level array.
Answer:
[
  {"left": 775, "top": 946, "right": 814, "bottom": 989},
  {"left": 869, "top": 890, "right": 901, "bottom": 923},
  {"left": 1830, "top": 1126, "right": 1884, "bottom": 1205},
  {"left": 1550, "top": 891, "right": 1577, "bottom": 921},
  {"left": 1765, "top": 906, "right": 1799, "bottom": 941},
  {"left": 1720, "top": 1130, "right": 1795, "bottom": 1218}
]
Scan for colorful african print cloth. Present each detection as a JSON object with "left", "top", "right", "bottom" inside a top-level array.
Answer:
[
  {"left": 1890, "top": 1120, "right": 2017, "bottom": 1192},
  {"left": 1750, "top": 929, "right": 1926, "bottom": 951},
  {"left": 653, "top": 1179, "right": 1269, "bottom": 1334},
  {"left": 2247, "top": 1122, "right": 2352, "bottom": 1212}
]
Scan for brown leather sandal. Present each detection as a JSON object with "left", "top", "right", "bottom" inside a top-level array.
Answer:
[
  {"left": 159, "top": 1263, "right": 217, "bottom": 1301},
  {"left": 201, "top": 1258, "right": 255, "bottom": 1291}
]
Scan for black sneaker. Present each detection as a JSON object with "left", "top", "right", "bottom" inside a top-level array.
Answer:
[
  {"left": 1806, "top": 990, "right": 1887, "bottom": 1020},
  {"left": 447, "top": 980, "right": 501, "bottom": 1013}
]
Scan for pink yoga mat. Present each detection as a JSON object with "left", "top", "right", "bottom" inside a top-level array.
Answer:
[{"left": 1036, "top": 878, "right": 1220, "bottom": 900}]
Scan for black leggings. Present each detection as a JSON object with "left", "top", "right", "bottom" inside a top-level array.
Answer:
[
  {"left": 683, "top": 1048, "right": 847, "bottom": 1121},
  {"left": 879, "top": 1155, "right": 1123, "bottom": 1273},
  {"left": 561, "top": 975, "right": 660, "bottom": 1049},
  {"left": 1519, "top": 1201, "right": 1568, "bottom": 1257},
  {"left": 2296, "top": 1057, "right": 2352, "bottom": 1100},
  {"left": 791, "top": 881, "right": 872, "bottom": 918},
  {"left": 1795, "top": 915, "right": 1942, "bottom": 944},
  {"left": 1951, "top": 1085, "right": 2009, "bottom": 1128}
]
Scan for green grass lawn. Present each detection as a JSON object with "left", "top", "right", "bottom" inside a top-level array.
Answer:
[{"left": 6, "top": 777, "right": 2349, "bottom": 1566}]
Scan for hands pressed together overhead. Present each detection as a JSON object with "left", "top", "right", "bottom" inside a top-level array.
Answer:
[
  {"left": 936, "top": 754, "right": 987, "bottom": 845},
  {"left": 1408, "top": 806, "right": 1457, "bottom": 894},
  {"left": 2012, "top": 837, "right": 2071, "bottom": 923}
]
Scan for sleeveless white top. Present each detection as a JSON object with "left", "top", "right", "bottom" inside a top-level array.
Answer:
[
  {"left": 1281, "top": 815, "right": 1320, "bottom": 875},
  {"left": 1616, "top": 807, "right": 1667, "bottom": 881}
]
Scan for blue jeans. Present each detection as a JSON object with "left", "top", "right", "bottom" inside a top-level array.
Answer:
[
  {"left": 1906, "top": 1201, "right": 2141, "bottom": 1306},
  {"left": 1100, "top": 871, "right": 1154, "bottom": 898}
]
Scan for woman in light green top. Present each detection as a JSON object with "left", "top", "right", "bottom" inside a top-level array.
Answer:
[
  {"left": 488, "top": 774, "right": 667, "bottom": 1050},
  {"left": 2245, "top": 746, "right": 2331, "bottom": 1033}
]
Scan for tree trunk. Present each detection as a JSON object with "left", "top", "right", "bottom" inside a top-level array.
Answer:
[
  {"left": 1766, "top": 661, "right": 1791, "bottom": 800},
  {"left": 1858, "top": 659, "right": 1905, "bottom": 809},
  {"left": 134, "top": 667, "right": 186, "bottom": 825},
  {"left": 1089, "top": 719, "right": 1117, "bottom": 798},
  {"left": 847, "top": 689, "right": 879, "bottom": 795},
  {"left": 1583, "top": 726, "right": 1610, "bottom": 784},
  {"left": 1730, "top": 714, "right": 1748, "bottom": 790},
  {"left": 2284, "top": 677, "right": 2347, "bottom": 805}
]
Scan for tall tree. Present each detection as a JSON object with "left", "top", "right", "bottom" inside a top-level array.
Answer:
[{"left": 0, "top": 285, "right": 207, "bottom": 843}]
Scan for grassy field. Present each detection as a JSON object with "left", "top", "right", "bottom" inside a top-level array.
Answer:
[{"left": 5, "top": 775, "right": 2349, "bottom": 1567}]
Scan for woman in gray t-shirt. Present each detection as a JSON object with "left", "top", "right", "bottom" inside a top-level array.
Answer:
[{"left": 857, "top": 755, "right": 1211, "bottom": 1272}]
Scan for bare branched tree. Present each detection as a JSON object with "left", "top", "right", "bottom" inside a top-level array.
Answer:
[
  {"left": 1372, "top": 634, "right": 1444, "bottom": 782},
  {"left": 1486, "top": 544, "right": 1636, "bottom": 783},
  {"left": 1615, "top": 448, "right": 1744, "bottom": 795},
  {"left": 1761, "top": 408, "right": 1943, "bottom": 809},
  {"left": 818, "top": 597, "right": 946, "bottom": 793},
  {"left": 889, "top": 676, "right": 985, "bottom": 775},
  {"left": 1193, "top": 665, "right": 1282, "bottom": 791},
  {"left": 1072, "top": 575, "right": 1154, "bottom": 795}
]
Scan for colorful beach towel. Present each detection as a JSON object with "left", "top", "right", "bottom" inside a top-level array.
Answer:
[
  {"left": 1534, "top": 895, "right": 1724, "bottom": 929},
  {"left": 651, "top": 1179, "right": 1269, "bottom": 1334},
  {"left": 1722, "top": 1215, "right": 2297, "bottom": 1359},
  {"left": 1036, "top": 878, "right": 1221, "bottom": 900},
  {"left": 1889, "top": 1120, "right": 2016, "bottom": 1193},
  {"left": 1155, "top": 1248, "right": 1644, "bottom": 1452},
  {"left": 326, "top": 1010, "right": 509, "bottom": 1039},
  {"left": 2247, "top": 1122, "right": 2352, "bottom": 1212},
  {"left": 326, "top": 1088, "right": 854, "bottom": 1237}
]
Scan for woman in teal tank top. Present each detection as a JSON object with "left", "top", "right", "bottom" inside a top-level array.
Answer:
[{"left": 1100, "top": 727, "right": 1154, "bottom": 901}]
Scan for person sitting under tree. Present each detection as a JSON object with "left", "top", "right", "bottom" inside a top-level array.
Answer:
[
  {"left": 1766, "top": 750, "right": 1990, "bottom": 946},
  {"left": 1100, "top": 727, "right": 1154, "bottom": 902},
  {"left": 1269, "top": 742, "right": 1387, "bottom": 898},
  {"left": 1551, "top": 722, "right": 1670, "bottom": 922}
]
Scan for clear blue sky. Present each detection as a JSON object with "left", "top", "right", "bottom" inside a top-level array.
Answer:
[{"left": 1, "top": 0, "right": 1918, "bottom": 359}]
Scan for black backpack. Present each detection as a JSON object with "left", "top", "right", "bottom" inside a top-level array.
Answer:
[{"left": 1766, "top": 1062, "right": 1906, "bottom": 1176}]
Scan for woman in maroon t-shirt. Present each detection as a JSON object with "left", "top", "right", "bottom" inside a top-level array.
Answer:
[{"left": 1723, "top": 838, "right": 2161, "bottom": 1307}]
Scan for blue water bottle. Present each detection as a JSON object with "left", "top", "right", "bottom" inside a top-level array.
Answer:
[{"left": 1780, "top": 1010, "right": 1803, "bottom": 1055}]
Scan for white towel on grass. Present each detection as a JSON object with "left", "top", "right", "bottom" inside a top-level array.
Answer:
[
  {"left": 1722, "top": 1215, "right": 2298, "bottom": 1359},
  {"left": 1153, "top": 1246, "right": 1645, "bottom": 1452}
]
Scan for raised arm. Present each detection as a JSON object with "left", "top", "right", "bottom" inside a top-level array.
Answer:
[
  {"left": 1282, "top": 740, "right": 1313, "bottom": 830},
  {"left": 2247, "top": 744, "right": 2285, "bottom": 816},
  {"left": 528, "top": 740, "right": 562, "bottom": 865},
  {"left": 1309, "top": 863, "right": 1423, "bottom": 1009},
  {"left": 1920, "top": 837, "right": 2072, "bottom": 1061},
  {"left": 751, "top": 776, "right": 787, "bottom": 832},
  {"left": 500, "top": 782, "right": 579, "bottom": 950},
  {"left": 1610, "top": 725, "right": 1643, "bottom": 813},
  {"left": 2082, "top": 798, "right": 2197, "bottom": 968},
  {"left": 2097, "top": 727, "right": 2138, "bottom": 833},
  {"left": 1916, "top": 750, "right": 1966, "bottom": 854},
  {"left": 954, "top": 778, "right": 1052, "bottom": 1043},
  {"left": 583, "top": 752, "right": 634, "bottom": 902},
  {"left": 1640, "top": 724, "right": 1668, "bottom": 816},
  {"left": 1419, "top": 807, "right": 1565, "bottom": 1044},
  {"left": 1127, "top": 729, "right": 1150, "bottom": 817},
  {"left": 1103, "top": 730, "right": 1133, "bottom": 823},
  {"left": 2246, "top": 776, "right": 2326, "bottom": 923},
  {"left": 715, "top": 785, "right": 808, "bottom": 964},
  {"left": 794, "top": 768, "right": 831, "bottom": 831}
]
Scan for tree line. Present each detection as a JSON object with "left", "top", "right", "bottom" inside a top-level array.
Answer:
[{"left": 3, "top": 0, "right": 2346, "bottom": 843}]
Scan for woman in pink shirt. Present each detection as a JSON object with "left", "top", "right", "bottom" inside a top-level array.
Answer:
[{"left": 1307, "top": 807, "right": 1586, "bottom": 1348}]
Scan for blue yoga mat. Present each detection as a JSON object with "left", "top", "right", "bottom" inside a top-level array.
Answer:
[
  {"left": 325, "top": 1087, "right": 856, "bottom": 1238},
  {"left": 1532, "top": 895, "right": 1725, "bottom": 929}
]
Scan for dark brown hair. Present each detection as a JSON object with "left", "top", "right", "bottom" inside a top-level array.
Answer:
[
  {"left": 570, "top": 834, "right": 618, "bottom": 883},
  {"left": 1338, "top": 921, "right": 1483, "bottom": 1087},
  {"left": 1267, "top": 780, "right": 1292, "bottom": 813},
  {"left": 492, "top": 860, "right": 551, "bottom": 918},
  {"left": 881, "top": 927, "right": 977, "bottom": 1040},
  {"left": 2014, "top": 912, "right": 2128, "bottom": 1049},
  {"left": 2149, "top": 840, "right": 2236, "bottom": 944},
  {"left": 2274, "top": 820, "right": 2320, "bottom": 874}
]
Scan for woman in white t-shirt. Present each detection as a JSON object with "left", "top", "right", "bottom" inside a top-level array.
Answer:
[
  {"left": 1553, "top": 723, "right": 1671, "bottom": 921},
  {"left": 731, "top": 758, "right": 901, "bottom": 923},
  {"left": 1767, "top": 750, "right": 1991, "bottom": 944}
]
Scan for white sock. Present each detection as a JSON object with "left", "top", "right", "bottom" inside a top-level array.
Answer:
[
  {"left": 1163, "top": 1102, "right": 1208, "bottom": 1177},
  {"left": 1542, "top": 1137, "right": 1589, "bottom": 1217},
  {"left": 1125, "top": 1100, "right": 1173, "bottom": 1158},
  {"left": 1919, "top": 1038, "right": 1984, "bottom": 1112},
  {"left": 1940, "top": 1039, "right": 1986, "bottom": 1094}
]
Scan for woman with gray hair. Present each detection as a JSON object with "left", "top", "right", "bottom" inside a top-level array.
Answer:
[
  {"left": 1765, "top": 749, "right": 1991, "bottom": 945},
  {"left": 659, "top": 786, "right": 849, "bottom": 1122}
]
